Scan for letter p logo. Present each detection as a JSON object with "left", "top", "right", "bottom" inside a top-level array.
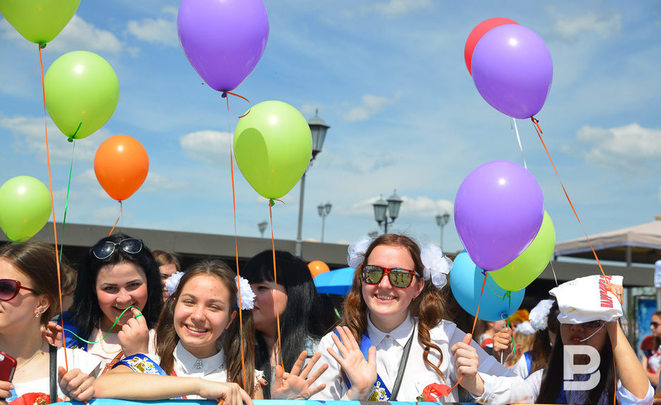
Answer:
[{"left": 563, "top": 345, "right": 601, "bottom": 391}]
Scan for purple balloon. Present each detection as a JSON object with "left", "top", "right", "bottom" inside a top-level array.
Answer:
[
  {"left": 177, "top": 0, "right": 269, "bottom": 92},
  {"left": 454, "top": 161, "right": 544, "bottom": 271},
  {"left": 471, "top": 24, "right": 552, "bottom": 119}
]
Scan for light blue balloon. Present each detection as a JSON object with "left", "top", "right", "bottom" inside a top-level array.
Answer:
[{"left": 450, "top": 250, "right": 525, "bottom": 321}]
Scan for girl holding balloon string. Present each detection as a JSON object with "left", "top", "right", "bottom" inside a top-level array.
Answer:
[
  {"left": 45, "top": 233, "right": 163, "bottom": 370},
  {"left": 309, "top": 234, "right": 534, "bottom": 403}
]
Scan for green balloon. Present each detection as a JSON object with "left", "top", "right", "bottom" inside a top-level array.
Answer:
[
  {"left": 0, "top": 0, "right": 80, "bottom": 44},
  {"left": 490, "top": 211, "right": 555, "bottom": 291},
  {"left": 45, "top": 51, "right": 119, "bottom": 140},
  {"left": 0, "top": 176, "right": 52, "bottom": 242},
  {"left": 234, "top": 101, "right": 312, "bottom": 199}
]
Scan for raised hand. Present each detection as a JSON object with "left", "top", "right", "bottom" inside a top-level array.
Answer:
[
  {"left": 450, "top": 333, "right": 484, "bottom": 397},
  {"left": 58, "top": 366, "right": 95, "bottom": 401},
  {"left": 492, "top": 327, "right": 513, "bottom": 362},
  {"left": 327, "top": 326, "right": 376, "bottom": 400},
  {"left": 271, "top": 350, "right": 328, "bottom": 399},
  {"left": 117, "top": 307, "right": 150, "bottom": 356}
]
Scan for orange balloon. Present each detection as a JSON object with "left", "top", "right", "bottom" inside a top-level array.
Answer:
[
  {"left": 94, "top": 135, "right": 149, "bottom": 201},
  {"left": 308, "top": 260, "right": 330, "bottom": 278}
]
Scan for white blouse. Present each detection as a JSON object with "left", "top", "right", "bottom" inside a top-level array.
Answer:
[{"left": 309, "top": 313, "right": 536, "bottom": 403}]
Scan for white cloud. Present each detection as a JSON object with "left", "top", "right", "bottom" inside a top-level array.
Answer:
[
  {"left": 400, "top": 196, "right": 454, "bottom": 218},
  {"left": 370, "top": 0, "right": 434, "bottom": 17},
  {"left": 0, "top": 115, "right": 111, "bottom": 165},
  {"left": 552, "top": 12, "right": 622, "bottom": 42},
  {"left": 344, "top": 93, "right": 401, "bottom": 122},
  {"left": 571, "top": 123, "right": 661, "bottom": 172},
  {"left": 142, "top": 172, "right": 186, "bottom": 192},
  {"left": 127, "top": 17, "right": 178, "bottom": 47},
  {"left": 180, "top": 130, "right": 233, "bottom": 165},
  {"left": 49, "top": 16, "right": 123, "bottom": 53}
]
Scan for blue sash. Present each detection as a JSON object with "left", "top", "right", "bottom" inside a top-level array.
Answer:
[
  {"left": 523, "top": 350, "right": 533, "bottom": 375},
  {"left": 333, "top": 330, "right": 391, "bottom": 401},
  {"left": 58, "top": 311, "right": 88, "bottom": 351},
  {"left": 113, "top": 353, "right": 167, "bottom": 375}
]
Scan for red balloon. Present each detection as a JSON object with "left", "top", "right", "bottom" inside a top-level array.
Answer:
[
  {"left": 94, "top": 135, "right": 149, "bottom": 201},
  {"left": 464, "top": 17, "right": 518, "bottom": 75}
]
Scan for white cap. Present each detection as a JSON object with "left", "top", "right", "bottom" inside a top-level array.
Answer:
[
  {"left": 528, "top": 299, "right": 555, "bottom": 331},
  {"left": 549, "top": 275, "right": 623, "bottom": 324}
]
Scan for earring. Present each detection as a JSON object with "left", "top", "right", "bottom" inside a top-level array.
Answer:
[{"left": 34, "top": 311, "right": 41, "bottom": 318}]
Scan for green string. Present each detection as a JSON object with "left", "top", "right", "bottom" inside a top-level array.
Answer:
[
  {"left": 63, "top": 305, "right": 141, "bottom": 344},
  {"left": 59, "top": 140, "right": 76, "bottom": 261}
]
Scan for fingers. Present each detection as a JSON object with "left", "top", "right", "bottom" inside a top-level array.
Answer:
[
  {"left": 306, "top": 362, "right": 329, "bottom": 385},
  {"left": 462, "top": 333, "right": 472, "bottom": 345},
  {"left": 274, "top": 365, "right": 284, "bottom": 383},
  {"left": 0, "top": 380, "right": 14, "bottom": 400},
  {"left": 307, "top": 383, "right": 327, "bottom": 397},
  {"left": 367, "top": 345, "right": 377, "bottom": 366},
  {"left": 299, "top": 352, "right": 321, "bottom": 379},
  {"left": 290, "top": 350, "right": 307, "bottom": 376},
  {"left": 239, "top": 387, "right": 253, "bottom": 405}
]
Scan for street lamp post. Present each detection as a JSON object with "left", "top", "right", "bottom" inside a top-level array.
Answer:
[
  {"left": 372, "top": 190, "right": 403, "bottom": 234},
  {"left": 295, "top": 110, "right": 330, "bottom": 257},
  {"left": 258, "top": 221, "right": 268, "bottom": 238},
  {"left": 435, "top": 212, "right": 450, "bottom": 250},
  {"left": 317, "top": 202, "right": 332, "bottom": 242}
]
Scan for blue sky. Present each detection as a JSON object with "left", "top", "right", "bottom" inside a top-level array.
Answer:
[{"left": 1, "top": 0, "right": 660, "bottom": 256}]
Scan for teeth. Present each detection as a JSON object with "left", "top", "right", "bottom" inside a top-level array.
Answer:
[
  {"left": 376, "top": 295, "right": 395, "bottom": 300},
  {"left": 187, "top": 326, "right": 207, "bottom": 333}
]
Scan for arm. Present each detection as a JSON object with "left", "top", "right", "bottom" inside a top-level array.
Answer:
[
  {"left": 607, "top": 321, "right": 652, "bottom": 399},
  {"left": 94, "top": 365, "right": 252, "bottom": 405},
  {"left": 642, "top": 356, "right": 660, "bottom": 386},
  {"left": 451, "top": 333, "right": 485, "bottom": 397},
  {"left": 325, "top": 326, "right": 377, "bottom": 400}
]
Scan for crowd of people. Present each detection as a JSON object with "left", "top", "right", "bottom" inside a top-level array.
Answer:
[{"left": 0, "top": 232, "right": 655, "bottom": 404}]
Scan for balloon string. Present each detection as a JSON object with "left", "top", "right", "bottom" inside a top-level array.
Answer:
[
  {"left": 108, "top": 201, "right": 123, "bottom": 236},
  {"left": 59, "top": 140, "right": 76, "bottom": 261},
  {"left": 39, "top": 44, "right": 69, "bottom": 371},
  {"left": 269, "top": 202, "right": 285, "bottom": 370},
  {"left": 63, "top": 305, "right": 139, "bottom": 344},
  {"left": 222, "top": 91, "right": 252, "bottom": 118},
  {"left": 67, "top": 121, "right": 82, "bottom": 143},
  {"left": 531, "top": 117, "right": 606, "bottom": 277},
  {"left": 226, "top": 98, "right": 247, "bottom": 390},
  {"left": 511, "top": 118, "right": 527, "bottom": 169}
]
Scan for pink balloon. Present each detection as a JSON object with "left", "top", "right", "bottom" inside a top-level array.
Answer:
[
  {"left": 464, "top": 17, "right": 518, "bottom": 76},
  {"left": 454, "top": 161, "right": 544, "bottom": 271},
  {"left": 177, "top": 0, "right": 269, "bottom": 92},
  {"left": 471, "top": 24, "right": 553, "bottom": 119}
]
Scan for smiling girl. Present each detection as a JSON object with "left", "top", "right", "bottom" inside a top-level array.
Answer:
[{"left": 94, "top": 260, "right": 259, "bottom": 404}]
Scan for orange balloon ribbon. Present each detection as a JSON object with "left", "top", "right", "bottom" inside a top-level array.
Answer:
[
  {"left": 222, "top": 91, "right": 251, "bottom": 118},
  {"left": 94, "top": 135, "right": 149, "bottom": 202}
]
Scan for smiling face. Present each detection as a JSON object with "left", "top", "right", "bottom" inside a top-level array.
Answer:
[
  {"left": 173, "top": 274, "right": 236, "bottom": 358},
  {"left": 362, "top": 244, "right": 424, "bottom": 332},
  {"left": 250, "top": 280, "right": 287, "bottom": 336},
  {"left": 95, "top": 262, "right": 148, "bottom": 330}
]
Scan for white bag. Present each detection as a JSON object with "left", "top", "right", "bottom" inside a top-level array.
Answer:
[{"left": 549, "top": 275, "right": 623, "bottom": 324}]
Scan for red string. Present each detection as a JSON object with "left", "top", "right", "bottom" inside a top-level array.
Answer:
[
  {"left": 39, "top": 44, "right": 69, "bottom": 371},
  {"left": 107, "top": 201, "right": 123, "bottom": 237},
  {"left": 531, "top": 117, "right": 606, "bottom": 277},
  {"left": 269, "top": 202, "right": 285, "bottom": 370},
  {"left": 223, "top": 91, "right": 252, "bottom": 118}
]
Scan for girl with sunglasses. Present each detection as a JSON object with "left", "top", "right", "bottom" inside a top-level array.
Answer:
[
  {"left": 0, "top": 242, "right": 100, "bottom": 404},
  {"left": 641, "top": 311, "right": 661, "bottom": 388},
  {"left": 524, "top": 276, "right": 651, "bottom": 404},
  {"left": 94, "top": 260, "right": 262, "bottom": 405},
  {"left": 309, "top": 234, "right": 532, "bottom": 403},
  {"left": 47, "top": 233, "right": 163, "bottom": 370}
]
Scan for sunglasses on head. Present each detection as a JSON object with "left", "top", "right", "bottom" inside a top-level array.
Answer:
[
  {"left": 0, "top": 279, "right": 37, "bottom": 301},
  {"left": 361, "top": 265, "right": 419, "bottom": 288},
  {"left": 91, "top": 238, "right": 144, "bottom": 260},
  {"left": 652, "top": 322, "right": 660, "bottom": 329},
  {"left": 579, "top": 320, "right": 604, "bottom": 329}
]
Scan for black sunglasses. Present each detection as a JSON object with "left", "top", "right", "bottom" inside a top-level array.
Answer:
[
  {"left": 91, "top": 238, "right": 144, "bottom": 260},
  {"left": 0, "top": 279, "right": 38, "bottom": 301},
  {"left": 579, "top": 320, "right": 604, "bottom": 329},
  {"left": 361, "top": 265, "right": 419, "bottom": 288},
  {"left": 652, "top": 322, "right": 660, "bottom": 329}
]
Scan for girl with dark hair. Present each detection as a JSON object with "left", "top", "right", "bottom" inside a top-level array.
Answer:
[
  {"left": 94, "top": 260, "right": 259, "bottom": 404},
  {"left": 526, "top": 276, "right": 652, "bottom": 404},
  {"left": 240, "top": 250, "right": 334, "bottom": 399},
  {"left": 309, "top": 234, "right": 531, "bottom": 403},
  {"left": 642, "top": 310, "right": 661, "bottom": 386},
  {"left": 511, "top": 299, "right": 560, "bottom": 378},
  {"left": 51, "top": 233, "right": 163, "bottom": 369},
  {"left": 0, "top": 242, "right": 100, "bottom": 404}
]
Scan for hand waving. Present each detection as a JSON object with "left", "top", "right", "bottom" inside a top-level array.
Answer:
[
  {"left": 327, "top": 326, "right": 376, "bottom": 400},
  {"left": 271, "top": 350, "right": 328, "bottom": 399}
]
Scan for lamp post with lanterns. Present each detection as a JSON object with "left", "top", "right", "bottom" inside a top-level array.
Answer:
[
  {"left": 317, "top": 202, "right": 332, "bottom": 242},
  {"left": 435, "top": 212, "right": 450, "bottom": 250},
  {"left": 258, "top": 221, "right": 268, "bottom": 238},
  {"left": 372, "top": 190, "right": 403, "bottom": 234},
  {"left": 295, "top": 110, "right": 330, "bottom": 257}
]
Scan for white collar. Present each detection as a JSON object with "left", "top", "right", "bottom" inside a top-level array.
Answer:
[
  {"left": 366, "top": 312, "right": 415, "bottom": 347},
  {"left": 173, "top": 341, "right": 225, "bottom": 376}
]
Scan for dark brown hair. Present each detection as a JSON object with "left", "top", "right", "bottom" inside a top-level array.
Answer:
[
  {"left": 530, "top": 300, "right": 560, "bottom": 374},
  {"left": 155, "top": 260, "right": 256, "bottom": 396},
  {"left": 342, "top": 234, "right": 447, "bottom": 379},
  {"left": 0, "top": 242, "right": 65, "bottom": 324},
  {"left": 152, "top": 250, "right": 180, "bottom": 272}
]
